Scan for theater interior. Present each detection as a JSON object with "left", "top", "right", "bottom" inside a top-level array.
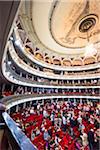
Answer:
[{"left": 0, "top": 0, "right": 100, "bottom": 150}]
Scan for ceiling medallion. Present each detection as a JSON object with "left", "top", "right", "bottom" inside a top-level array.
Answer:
[{"left": 79, "top": 14, "right": 98, "bottom": 33}]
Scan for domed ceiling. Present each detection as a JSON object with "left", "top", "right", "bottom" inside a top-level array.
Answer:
[
  {"left": 50, "top": 1, "right": 99, "bottom": 49},
  {"left": 19, "top": 0, "right": 100, "bottom": 55}
]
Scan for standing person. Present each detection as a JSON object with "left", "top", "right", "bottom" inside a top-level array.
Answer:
[
  {"left": 55, "top": 134, "right": 61, "bottom": 146},
  {"left": 50, "top": 112, "right": 55, "bottom": 126},
  {"left": 43, "top": 129, "right": 50, "bottom": 141},
  {"left": 43, "top": 109, "right": 49, "bottom": 118},
  {"left": 31, "top": 130, "right": 35, "bottom": 141},
  {"left": 87, "top": 129, "right": 94, "bottom": 150},
  {"left": 62, "top": 114, "right": 67, "bottom": 132},
  {"left": 80, "top": 130, "right": 88, "bottom": 148}
]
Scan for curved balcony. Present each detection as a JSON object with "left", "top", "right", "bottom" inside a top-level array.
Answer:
[
  {"left": 17, "top": 1, "right": 100, "bottom": 74},
  {"left": 0, "top": 1, "right": 100, "bottom": 150},
  {"left": 2, "top": 50, "right": 100, "bottom": 88},
  {"left": 5, "top": 40, "right": 100, "bottom": 82},
  {"left": 13, "top": 27, "right": 100, "bottom": 71},
  {"left": 1, "top": 92, "right": 99, "bottom": 150},
  {"left": 1, "top": 112, "right": 37, "bottom": 150},
  {"left": 1, "top": 93, "right": 99, "bottom": 110}
]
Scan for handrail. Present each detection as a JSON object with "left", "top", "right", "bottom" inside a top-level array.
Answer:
[
  {"left": 1, "top": 93, "right": 99, "bottom": 110},
  {"left": 3, "top": 55, "right": 100, "bottom": 88},
  {"left": 6, "top": 62, "right": 100, "bottom": 87},
  {"left": 8, "top": 41, "right": 100, "bottom": 80},
  {"left": 2, "top": 112, "right": 37, "bottom": 150}
]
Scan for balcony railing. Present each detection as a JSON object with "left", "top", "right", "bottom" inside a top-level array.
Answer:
[
  {"left": 0, "top": 102, "right": 37, "bottom": 150},
  {"left": 1, "top": 112, "right": 37, "bottom": 150}
]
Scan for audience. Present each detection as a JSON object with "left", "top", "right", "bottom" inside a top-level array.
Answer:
[
  {"left": 11, "top": 100, "right": 100, "bottom": 150},
  {"left": 1, "top": 85, "right": 99, "bottom": 98}
]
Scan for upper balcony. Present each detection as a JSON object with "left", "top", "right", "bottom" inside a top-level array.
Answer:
[
  {"left": 15, "top": 0, "right": 100, "bottom": 71},
  {"left": 1, "top": 0, "right": 100, "bottom": 87}
]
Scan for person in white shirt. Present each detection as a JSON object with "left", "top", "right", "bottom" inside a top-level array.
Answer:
[
  {"left": 43, "top": 109, "right": 48, "bottom": 118},
  {"left": 77, "top": 115, "right": 82, "bottom": 124},
  {"left": 43, "top": 129, "right": 50, "bottom": 141},
  {"left": 31, "top": 130, "right": 35, "bottom": 141},
  {"left": 55, "top": 134, "right": 61, "bottom": 145},
  {"left": 37, "top": 103, "right": 40, "bottom": 110},
  {"left": 30, "top": 107, "right": 35, "bottom": 114},
  {"left": 50, "top": 112, "right": 55, "bottom": 126},
  {"left": 62, "top": 115, "right": 67, "bottom": 131},
  {"left": 80, "top": 131, "right": 88, "bottom": 147},
  {"left": 35, "top": 127, "right": 40, "bottom": 136}
]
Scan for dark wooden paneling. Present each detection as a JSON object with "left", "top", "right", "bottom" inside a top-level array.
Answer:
[{"left": 0, "top": 0, "right": 20, "bottom": 83}]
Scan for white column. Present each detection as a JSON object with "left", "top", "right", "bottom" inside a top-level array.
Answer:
[
  {"left": 31, "top": 87, "right": 33, "bottom": 93},
  {"left": 42, "top": 99, "right": 44, "bottom": 105},
  {"left": 78, "top": 80, "right": 80, "bottom": 84},
  {"left": 74, "top": 98, "right": 76, "bottom": 103},
  {"left": 23, "top": 103, "right": 26, "bottom": 109},
  {"left": 25, "top": 86, "right": 27, "bottom": 93},
  {"left": 26, "top": 74, "right": 28, "bottom": 79},
  {"left": 16, "top": 105, "right": 19, "bottom": 112},
  {"left": 11, "top": 84, "right": 14, "bottom": 92},
  {"left": 84, "top": 80, "right": 86, "bottom": 84},
  {"left": 30, "top": 101, "right": 32, "bottom": 107},
  {"left": 20, "top": 72, "right": 22, "bottom": 77},
  {"left": 80, "top": 98, "right": 82, "bottom": 104}
]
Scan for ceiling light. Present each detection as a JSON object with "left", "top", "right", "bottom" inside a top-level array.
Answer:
[
  {"left": 84, "top": 31, "right": 97, "bottom": 58},
  {"left": 84, "top": 43, "right": 97, "bottom": 58},
  {"left": 15, "top": 39, "right": 21, "bottom": 46},
  {"left": 7, "top": 61, "right": 12, "bottom": 65},
  {"left": 10, "top": 37, "right": 13, "bottom": 41}
]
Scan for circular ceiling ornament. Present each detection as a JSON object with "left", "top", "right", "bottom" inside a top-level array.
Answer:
[
  {"left": 20, "top": 0, "right": 100, "bottom": 56},
  {"left": 79, "top": 14, "right": 98, "bottom": 33}
]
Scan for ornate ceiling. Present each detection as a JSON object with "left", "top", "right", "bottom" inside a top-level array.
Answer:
[
  {"left": 50, "top": 0, "right": 100, "bottom": 49},
  {"left": 19, "top": 0, "right": 100, "bottom": 56}
]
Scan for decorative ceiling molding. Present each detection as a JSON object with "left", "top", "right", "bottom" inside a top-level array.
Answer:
[{"left": 17, "top": 0, "right": 100, "bottom": 71}]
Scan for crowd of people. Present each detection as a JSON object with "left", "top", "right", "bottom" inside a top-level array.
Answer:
[
  {"left": 11, "top": 100, "right": 100, "bottom": 150},
  {"left": 8, "top": 58, "right": 100, "bottom": 87},
  {"left": 1, "top": 85, "right": 99, "bottom": 98}
]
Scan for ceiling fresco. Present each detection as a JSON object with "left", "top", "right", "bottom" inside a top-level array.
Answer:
[
  {"left": 19, "top": 0, "right": 100, "bottom": 55},
  {"left": 50, "top": 0, "right": 100, "bottom": 48}
]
